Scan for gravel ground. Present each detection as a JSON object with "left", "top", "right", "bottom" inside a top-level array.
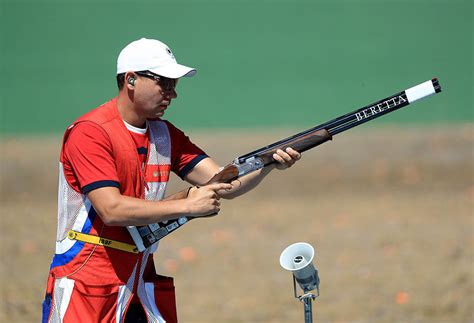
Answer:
[{"left": 1, "top": 125, "right": 472, "bottom": 322}]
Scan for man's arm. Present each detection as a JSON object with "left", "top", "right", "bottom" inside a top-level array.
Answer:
[
  {"left": 87, "top": 182, "right": 232, "bottom": 226},
  {"left": 184, "top": 147, "right": 301, "bottom": 199}
]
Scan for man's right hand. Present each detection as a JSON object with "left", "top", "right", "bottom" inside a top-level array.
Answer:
[{"left": 185, "top": 183, "right": 233, "bottom": 217}]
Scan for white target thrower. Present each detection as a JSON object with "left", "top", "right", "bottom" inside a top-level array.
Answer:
[{"left": 280, "top": 242, "right": 320, "bottom": 323}]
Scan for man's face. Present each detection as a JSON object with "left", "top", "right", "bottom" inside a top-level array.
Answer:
[{"left": 132, "top": 71, "right": 178, "bottom": 119}]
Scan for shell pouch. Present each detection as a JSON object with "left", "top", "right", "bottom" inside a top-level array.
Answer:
[
  {"left": 145, "top": 274, "right": 178, "bottom": 323},
  {"left": 62, "top": 279, "right": 120, "bottom": 322}
]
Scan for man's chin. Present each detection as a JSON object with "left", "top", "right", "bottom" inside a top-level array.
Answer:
[{"left": 146, "top": 111, "right": 164, "bottom": 120}]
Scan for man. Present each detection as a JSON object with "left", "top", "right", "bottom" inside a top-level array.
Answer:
[{"left": 42, "top": 38, "right": 301, "bottom": 323}]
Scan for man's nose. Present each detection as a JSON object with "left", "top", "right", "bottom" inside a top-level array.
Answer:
[{"left": 167, "top": 89, "right": 177, "bottom": 99}]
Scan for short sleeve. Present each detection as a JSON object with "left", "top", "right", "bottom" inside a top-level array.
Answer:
[
  {"left": 165, "top": 121, "right": 208, "bottom": 179},
  {"left": 61, "top": 122, "right": 120, "bottom": 194}
]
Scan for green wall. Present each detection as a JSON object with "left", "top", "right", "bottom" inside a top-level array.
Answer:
[{"left": 1, "top": 0, "right": 472, "bottom": 134}]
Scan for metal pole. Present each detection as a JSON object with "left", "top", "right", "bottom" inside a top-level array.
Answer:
[
  {"left": 300, "top": 293, "right": 316, "bottom": 323},
  {"left": 303, "top": 296, "right": 313, "bottom": 323}
]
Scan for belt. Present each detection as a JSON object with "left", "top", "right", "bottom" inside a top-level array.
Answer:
[{"left": 67, "top": 230, "right": 139, "bottom": 254}]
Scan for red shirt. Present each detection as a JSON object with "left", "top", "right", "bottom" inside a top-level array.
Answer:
[{"left": 62, "top": 120, "right": 207, "bottom": 194}]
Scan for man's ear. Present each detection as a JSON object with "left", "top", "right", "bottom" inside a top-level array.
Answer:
[{"left": 125, "top": 71, "right": 137, "bottom": 89}]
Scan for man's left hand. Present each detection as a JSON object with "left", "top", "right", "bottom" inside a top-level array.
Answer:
[{"left": 272, "top": 147, "right": 301, "bottom": 170}]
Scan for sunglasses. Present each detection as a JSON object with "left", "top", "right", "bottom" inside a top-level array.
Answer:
[{"left": 135, "top": 71, "right": 177, "bottom": 93}]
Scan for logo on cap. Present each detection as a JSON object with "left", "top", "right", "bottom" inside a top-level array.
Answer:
[{"left": 166, "top": 48, "right": 175, "bottom": 60}]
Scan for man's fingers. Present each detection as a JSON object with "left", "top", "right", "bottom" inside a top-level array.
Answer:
[
  {"left": 206, "top": 182, "right": 233, "bottom": 192},
  {"left": 274, "top": 149, "right": 293, "bottom": 163},
  {"left": 285, "top": 147, "right": 301, "bottom": 160},
  {"left": 280, "top": 149, "right": 293, "bottom": 162},
  {"left": 272, "top": 152, "right": 285, "bottom": 163},
  {"left": 273, "top": 147, "right": 302, "bottom": 164}
]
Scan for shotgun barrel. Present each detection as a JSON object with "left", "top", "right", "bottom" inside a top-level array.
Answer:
[{"left": 237, "top": 78, "right": 441, "bottom": 163}]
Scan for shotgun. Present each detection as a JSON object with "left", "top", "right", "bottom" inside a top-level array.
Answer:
[{"left": 128, "top": 78, "right": 442, "bottom": 251}]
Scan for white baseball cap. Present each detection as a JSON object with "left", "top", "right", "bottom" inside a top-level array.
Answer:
[{"left": 116, "top": 38, "right": 196, "bottom": 78}]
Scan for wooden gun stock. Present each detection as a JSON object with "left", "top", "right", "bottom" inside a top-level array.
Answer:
[
  {"left": 205, "top": 164, "right": 240, "bottom": 184},
  {"left": 253, "top": 129, "right": 332, "bottom": 166}
]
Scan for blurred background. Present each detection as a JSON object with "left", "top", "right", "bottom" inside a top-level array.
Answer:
[{"left": 1, "top": 0, "right": 472, "bottom": 322}]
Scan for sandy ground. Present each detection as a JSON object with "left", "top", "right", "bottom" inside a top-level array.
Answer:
[{"left": 1, "top": 125, "right": 473, "bottom": 322}]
